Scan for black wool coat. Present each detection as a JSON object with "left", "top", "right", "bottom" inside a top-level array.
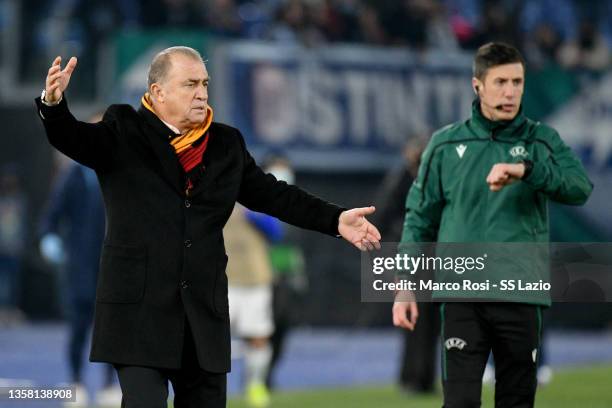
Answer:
[{"left": 35, "top": 96, "right": 344, "bottom": 373}]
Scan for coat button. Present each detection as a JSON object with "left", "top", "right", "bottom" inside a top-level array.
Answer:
[
  {"left": 185, "top": 199, "right": 191, "bottom": 208},
  {"left": 180, "top": 280, "right": 189, "bottom": 289},
  {"left": 184, "top": 239, "right": 192, "bottom": 248}
]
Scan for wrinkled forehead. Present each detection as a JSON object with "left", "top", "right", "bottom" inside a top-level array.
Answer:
[
  {"left": 167, "top": 53, "right": 208, "bottom": 81},
  {"left": 482, "top": 63, "right": 524, "bottom": 82}
]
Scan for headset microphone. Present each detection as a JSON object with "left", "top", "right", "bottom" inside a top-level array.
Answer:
[{"left": 474, "top": 85, "right": 506, "bottom": 111}]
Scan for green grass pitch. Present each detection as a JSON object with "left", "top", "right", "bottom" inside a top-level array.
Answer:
[{"left": 225, "top": 365, "right": 612, "bottom": 408}]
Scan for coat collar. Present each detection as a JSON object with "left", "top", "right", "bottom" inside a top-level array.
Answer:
[{"left": 137, "top": 105, "right": 229, "bottom": 199}]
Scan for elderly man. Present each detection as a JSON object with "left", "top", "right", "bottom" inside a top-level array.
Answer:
[{"left": 36, "top": 46, "right": 381, "bottom": 408}]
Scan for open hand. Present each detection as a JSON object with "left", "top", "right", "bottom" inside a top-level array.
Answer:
[
  {"left": 338, "top": 206, "right": 381, "bottom": 251},
  {"left": 44, "top": 56, "right": 78, "bottom": 104}
]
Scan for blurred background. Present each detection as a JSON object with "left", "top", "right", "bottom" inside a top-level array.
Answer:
[{"left": 0, "top": 0, "right": 611, "bottom": 407}]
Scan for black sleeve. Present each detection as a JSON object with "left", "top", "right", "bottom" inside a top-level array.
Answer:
[
  {"left": 235, "top": 131, "right": 345, "bottom": 237},
  {"left": 35, "top": 95, "right": 118, "bottom": 170}
]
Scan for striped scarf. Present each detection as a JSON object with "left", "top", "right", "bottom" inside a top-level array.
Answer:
[{"left": 142, "top": 93, "right": 213, "bottom": 192}]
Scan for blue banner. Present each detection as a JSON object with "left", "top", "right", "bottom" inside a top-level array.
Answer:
[
  {"left": 212, "top": 42, "right": 474, "bottom": 170},
  {"left": 547, "top": 72, "right": 612, "bottom": 237}
]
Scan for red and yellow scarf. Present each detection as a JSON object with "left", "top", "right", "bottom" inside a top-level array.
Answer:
[{"left": 142, "top": 93, "right": 214, "bottom": 191}]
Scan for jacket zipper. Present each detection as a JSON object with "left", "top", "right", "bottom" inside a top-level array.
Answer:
[
  {"left": 490, "top": 127, "right": 498, "bottom": 141},
  {"left": 483, "top": 128, "right": 499, "bottom": 240}
]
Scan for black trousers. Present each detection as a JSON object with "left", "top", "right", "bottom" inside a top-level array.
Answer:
[
  {"left": 440, "top": 302, "right": 542, "bottom": 408},
  {"left": 115, "top": 321, "right": 226, "bottom": 408},
  {"left": 398, "top": 301, "right": 439, "bottom": 392}
]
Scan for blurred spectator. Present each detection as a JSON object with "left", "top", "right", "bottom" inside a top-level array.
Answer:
[
  {"left": 0, "top": 164, "right": 27, "bottom": 326},
  {"left": 225, "top": 193, "right": 283, "bottom": 407},
  {"left": 444, "top": 0, "right": 480, "bottom": 31},
  {"left": 460, "top": 0, "right": 521, "bottom": 49},
  {"left": 265, "top": 0, "right": 326, "bottom": 46},
  {"left": 258, "top": 154, "right": 308, "bottom": 391},
  {"left": 519, "top": 0, "right": 577, "bottom": 44},
  {"left": 355, "top": 2, "right": 386, "bottom": 45},
  {"left": 426, "top": 1, "right": 459, "bottom": 51},
  {"left": 558, "top": 19, "right": 611, "bottom": 72},
  {"left": 373, "top": 137, "right": 426, "bottom": 241},
  {"left": 377, "top": 0, "right": 457, "bottom": 50},
  {"left": 30, "top": 0, "right": 136, "bottom": 98},
  {"left": 378, "top": 0, "right": 435, "bottom": 50},
  {"left": 372, "top": 137, "right": 440, "bottom": 394},
  {"left": 18, "top": 0, "right": 57, "bottom": 83},
  {"left": 593, "top": 1, "right": 612, "bottom": 48},
  {"left": 237, "top": 0, "right": 277, "bottom": 39},
  {"left": 310, "top": 0, "right": 351, "bottom": 43},
  {"left": 10, "top": 0, "right": 612, "bottom": 105},
  {"left": 140, "top": 0, "right": 204, "bottom": 27},
  {"left": 325, "top": 0, "right": 363, "bottom": 43},
  {"left": 38, "top": 112, "right": 120, "bottom": 408},
  {"left": 202, "top": 0, "right": 244, "bottom": 37},
  {"left": 522, "top": 23, "right": 563, "bottom": 69},
  {"left": 70, "top": 0, "right": 130, "bottom": 96},
  {"left": 445, "top": 0, "right": 481, "bottom": 49}
]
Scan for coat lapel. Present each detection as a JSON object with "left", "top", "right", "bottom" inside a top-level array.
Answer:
[{"left": 137, "top": 106, "right": 185, "bottom": 195}]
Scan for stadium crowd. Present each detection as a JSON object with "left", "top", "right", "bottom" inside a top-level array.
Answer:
[{"left": 19, "top": 0, "right": 612, "bottom": 81}]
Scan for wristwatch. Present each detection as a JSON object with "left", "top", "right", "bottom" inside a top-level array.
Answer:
[
  {"left": 41, "top": 89, "right": 61, "bottom": 106},
  {"left": 521, "top": 160, "right": 534, "bottom": 179}
]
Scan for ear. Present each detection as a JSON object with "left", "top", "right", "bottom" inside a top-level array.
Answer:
[
  {"left": 471, "top": 77, "right": 481, "bottom": 96},
  {"left": 150, "top": 83, "right": 164, "bottom": 103}
]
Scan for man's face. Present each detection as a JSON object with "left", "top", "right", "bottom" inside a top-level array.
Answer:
[
  {"left": 473, "top": 63, "right": 524, "bottom": 121},
  {"left": 153, "top": 54, "right": 209, "bottom": 131}
]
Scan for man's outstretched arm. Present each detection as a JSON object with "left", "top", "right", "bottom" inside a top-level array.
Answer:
[
  {"left": 35, "top": 56, "right": 116, "bottom": 170},
  {"left": 236, "top": 132, "right": 380, "bottom": 251}
]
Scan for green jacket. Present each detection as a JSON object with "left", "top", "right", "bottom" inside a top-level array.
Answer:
[{"left": 400, "top": 100, "right": 593, "bottom": 305}]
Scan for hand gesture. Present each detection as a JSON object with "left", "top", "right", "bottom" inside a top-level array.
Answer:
[
  {"left": 486, "top": 163, "right": 525, "bottom": 192},
  {"left": 338, "top": 206, "right": 382, "bottom": 251},
  {"left": 44, "top": 56, "right": 78, "bottom": 104}
]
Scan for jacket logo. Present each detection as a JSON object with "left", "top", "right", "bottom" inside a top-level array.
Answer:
[
  {"left": 445, "top": 337, "right": 467, "bottom": 350},
  {"left": 456, "top": 144, "right": 467, "bottom": 158},
  {"left": 510, "top": 145, "right": 528, "bottom": 158}
]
